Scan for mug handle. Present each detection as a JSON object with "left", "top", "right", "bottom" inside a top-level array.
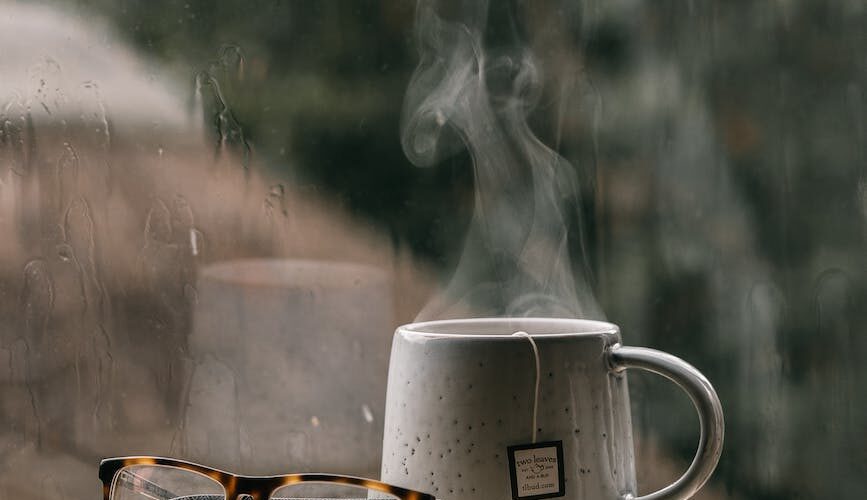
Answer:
[{"left": 608, "top": 344, "right": 724, "bottom": 500}]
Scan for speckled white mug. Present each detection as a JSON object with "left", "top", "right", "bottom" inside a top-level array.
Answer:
[{"left": 381, "top": 318, "right": 723, "bottom": 500}]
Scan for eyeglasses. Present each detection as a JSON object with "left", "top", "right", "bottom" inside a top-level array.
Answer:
[{"left": 99, "top": 457, "right": 435, "bottom": 500}]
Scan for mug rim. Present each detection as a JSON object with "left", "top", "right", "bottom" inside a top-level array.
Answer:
[{"left": 398, "top": 317, "right": 619, "bottom": 339}]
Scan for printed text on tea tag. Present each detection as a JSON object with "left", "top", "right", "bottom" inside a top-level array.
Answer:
[{"left": 507, "top": 441, "right": 565, "bottom": 499}]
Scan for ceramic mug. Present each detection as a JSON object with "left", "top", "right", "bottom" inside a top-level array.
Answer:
[{"left": 381, "top": 318, "right": 723, "bottom": 500}]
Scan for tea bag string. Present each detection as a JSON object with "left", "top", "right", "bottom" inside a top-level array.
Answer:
[{"left": 512, "top": 331, "right": 540, "bottom": 444}]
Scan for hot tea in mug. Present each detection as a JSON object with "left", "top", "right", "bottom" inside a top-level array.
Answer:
[{"left": 381, "top": 318, "right": 723, "bottom": 500}]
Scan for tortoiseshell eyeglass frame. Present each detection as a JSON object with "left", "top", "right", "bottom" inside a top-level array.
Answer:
[{"left": 99, "top": 456, "right": 435, "bottom": 500}]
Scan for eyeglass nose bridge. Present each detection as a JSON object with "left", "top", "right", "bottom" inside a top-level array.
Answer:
[
  {"left": 230, "top": 478, "right": 276, "bottom": 500},
  {"left": 231, "top": 491, "right": 267, "bottom": 500}
]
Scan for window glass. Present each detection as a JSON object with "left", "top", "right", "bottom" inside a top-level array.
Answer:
[{"left": 0, "top": 1, "right": 863, "bottom": 499}]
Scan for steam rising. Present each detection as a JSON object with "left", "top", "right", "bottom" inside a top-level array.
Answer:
[{"left": 402, "top": 0, "right": 602, "bottom": 319}]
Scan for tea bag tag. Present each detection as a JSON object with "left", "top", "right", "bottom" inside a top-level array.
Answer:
[
  {"left": 507, "top": 441, "right": 566, "bottom": 499},
  {"left": 507, "top": 333, "right": 566, "bottom": 499}
]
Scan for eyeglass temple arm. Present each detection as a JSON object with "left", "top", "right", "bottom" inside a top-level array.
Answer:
[{"left": 116, "top": 469, "right": 179, "bottom": 500}]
